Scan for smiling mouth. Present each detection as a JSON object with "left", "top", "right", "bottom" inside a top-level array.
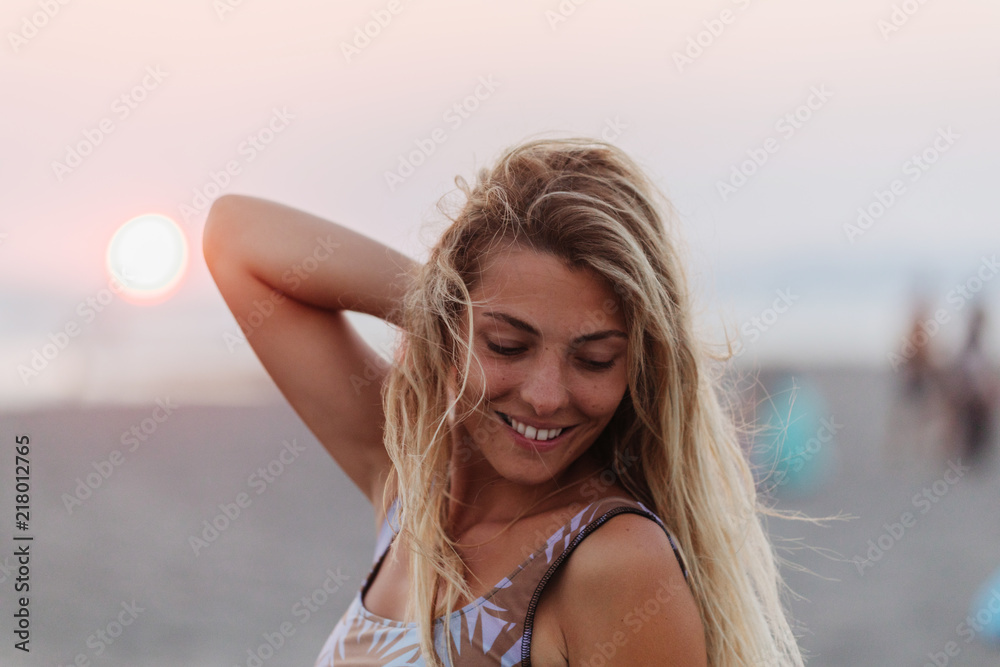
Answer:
[{"left": 496, "top": 411, "right": 576, "bottom": 442}]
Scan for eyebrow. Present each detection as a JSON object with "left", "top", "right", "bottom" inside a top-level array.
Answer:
[{"left": 482, "top": 311, "right": 627, "bottom": 345}]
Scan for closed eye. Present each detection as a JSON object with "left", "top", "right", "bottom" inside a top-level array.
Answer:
[
  {"left": 486, "top": 342, "right": 526, "bottom": 356},
  {"left": 486, "top": 341, "right": 617, "bottom": 371}
]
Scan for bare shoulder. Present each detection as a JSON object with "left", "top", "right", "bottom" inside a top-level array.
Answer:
[{"left": 546, "top": 512, "right": 707, "bottom": 666}]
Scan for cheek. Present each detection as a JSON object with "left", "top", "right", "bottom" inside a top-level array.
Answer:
[
  {"left": 577, "top": 377, "right": 630, "bottom": 417},
  {"left": 471, "top": 358, "right": 518, "bottom": 402}
]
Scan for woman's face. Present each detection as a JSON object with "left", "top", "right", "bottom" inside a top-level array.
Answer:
[{"left": 449, "top": 246, "right": 630, "bottom": 487}]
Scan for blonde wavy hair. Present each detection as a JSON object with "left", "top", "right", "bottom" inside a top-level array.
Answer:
[{"left": 381, "top": 135, "right": 806, "bottom": 666}]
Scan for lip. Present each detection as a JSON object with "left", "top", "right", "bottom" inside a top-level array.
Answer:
[
  {"left": 496, "top": 411, "right": 572, "bottom": 431},
  {"left": 496, "top": 412, "right": 577, "bottom": 452}
]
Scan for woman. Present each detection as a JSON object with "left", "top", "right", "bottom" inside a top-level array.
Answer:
[{"left": 203, "top": 137, "right": 805, "bottom": 666}]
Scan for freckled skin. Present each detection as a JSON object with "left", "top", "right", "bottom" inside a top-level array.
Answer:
[{"left": 446, "top": 246, "right": 630, "bottom": 518}]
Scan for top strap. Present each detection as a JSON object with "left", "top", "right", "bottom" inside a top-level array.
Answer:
[
  {"left": 518, "top": 497, "right": 691, "bottom": 666},
  {"left": 372, "top": 497, "right": 401, "bottom": 565}
]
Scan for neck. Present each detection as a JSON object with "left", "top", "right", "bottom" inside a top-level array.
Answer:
[{"left": 444, "top": 436, "right": 607, "bottom": 539}]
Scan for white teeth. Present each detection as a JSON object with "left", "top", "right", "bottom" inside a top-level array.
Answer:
[{"left": 503, "top": 414, "right": 564, "bottom": 441}]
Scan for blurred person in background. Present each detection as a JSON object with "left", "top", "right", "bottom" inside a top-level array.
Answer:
[
  {"left": 941, "top": 303, "right": 998, "bottom": 469},
  {"left": 884, "top": 296, "right": 951, "bottom": 468}
]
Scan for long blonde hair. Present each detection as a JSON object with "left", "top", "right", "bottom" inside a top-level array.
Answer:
[{"left": 381, "top": 136, "right": 806, "bottom": 665}]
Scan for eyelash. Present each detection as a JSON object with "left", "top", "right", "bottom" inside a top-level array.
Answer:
[{"left": 486, "top": 342, "right": 617, "bottom": 370}]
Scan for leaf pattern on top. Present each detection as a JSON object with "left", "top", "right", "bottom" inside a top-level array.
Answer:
[{"left": 313, "top": 496, "right": 685, "bottom": 666}]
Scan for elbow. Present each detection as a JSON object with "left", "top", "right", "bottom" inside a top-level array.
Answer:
[
  {"left": 202, "top": 194, "right": 244, "bottom": 266},
  {"left": 204, "top": 193, "right": 243, "bottom": 234}
]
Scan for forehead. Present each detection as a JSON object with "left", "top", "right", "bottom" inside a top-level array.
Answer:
[{"left": 470, "top": 247, "right": 625, "bottom": 330}]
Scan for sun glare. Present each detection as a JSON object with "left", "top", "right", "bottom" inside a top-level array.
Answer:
[{"left": 106, "top": 214, "right": 189, "bottom": 305}]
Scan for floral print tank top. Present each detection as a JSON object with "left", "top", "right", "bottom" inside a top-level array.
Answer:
[{"left": 313, "top": 495, "right": 689, "bottom": 666}]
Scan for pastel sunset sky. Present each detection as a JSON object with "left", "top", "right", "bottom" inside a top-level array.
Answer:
[{"left": 2, "top": 0, "right": 997, "bottom": 407}]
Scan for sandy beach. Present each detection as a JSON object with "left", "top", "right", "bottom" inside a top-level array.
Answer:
[{"left": 1, "top": 365, "right": 998, "bottom": 666}]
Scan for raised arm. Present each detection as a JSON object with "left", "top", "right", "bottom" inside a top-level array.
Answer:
[{"left": 202, "top": 194, "right": 418, "bottom": 515}]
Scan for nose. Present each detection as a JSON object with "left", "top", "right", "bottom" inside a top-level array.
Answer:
[{"left": 519, "top": 347, "right": 570, "bottom": 417}]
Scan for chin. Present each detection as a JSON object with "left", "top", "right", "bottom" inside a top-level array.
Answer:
[
  {"left": 493, "top": 464, "right": 564, "bottom": 488},
  {"left": 484, "top": 447, "right": 579, "bottom": 487}
]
